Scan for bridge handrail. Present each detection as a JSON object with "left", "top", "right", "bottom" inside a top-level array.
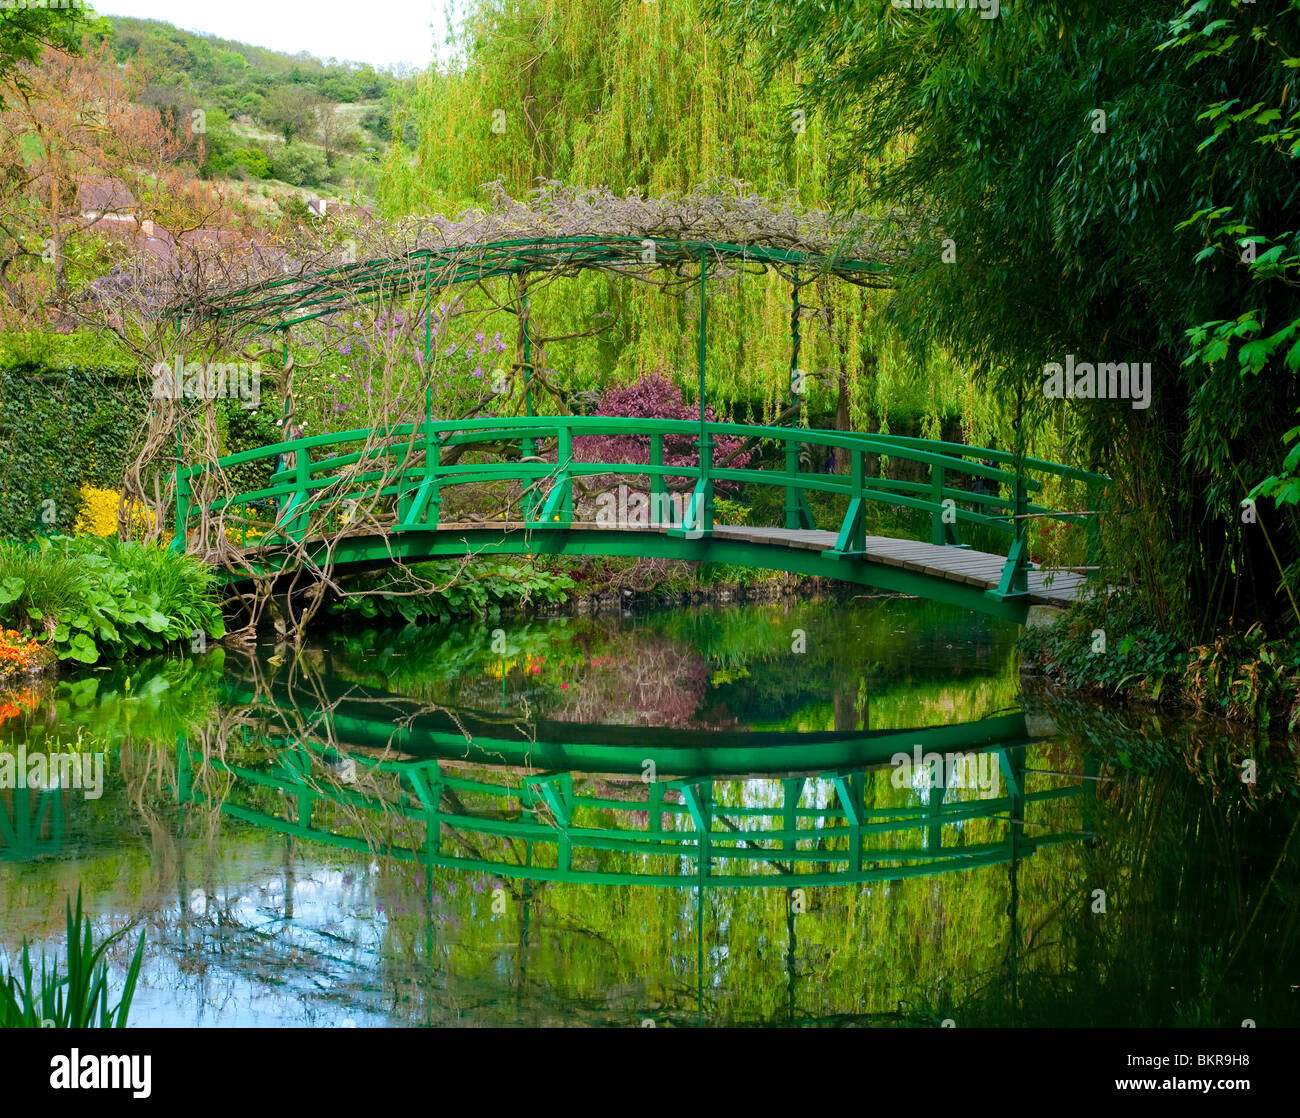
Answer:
[
  {"left": 178, "top": 726, "right": 1084, "bottom": 888},
  {"left": 178, "top": 419, "right": 1049, "bottom": 532},
  {"left": 174, "top": 415, "right": 1108, "bottom": 600},
  {"left": 852, "top": 432, "right": 1107, "bottom": 487},
  {"left": 178, "top": 414, "right": 1107, "bottom": 490}
]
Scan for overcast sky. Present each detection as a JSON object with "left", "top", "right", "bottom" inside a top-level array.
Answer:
[{"left": 93, "top": 0, "right": 457, "bottom": 71}]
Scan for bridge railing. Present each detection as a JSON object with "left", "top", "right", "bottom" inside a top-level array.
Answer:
[{"left": 174, "top": 416, "right": 1107, "bottom": 599}]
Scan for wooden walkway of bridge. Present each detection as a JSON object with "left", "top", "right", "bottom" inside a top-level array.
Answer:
[
  {"left": 414, "top": 520, "right": 1090, "bottom": 607},
  {"left": 711, "top": 525, "right": 1089, "bottom": 606}
]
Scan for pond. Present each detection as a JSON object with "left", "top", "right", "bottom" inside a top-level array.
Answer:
[{"left": 1, "top": 595, "right": 1297, "bottom": 1027}]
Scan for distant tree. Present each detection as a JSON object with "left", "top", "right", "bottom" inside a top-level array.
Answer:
[
  {"left": 361, "top": 104, "right": 392, "bottom": 142},
  {"left": 0, "top": 43, "right": 220, "bottom": 318},
  {"left": 314, "top": 99, "right": 344, "bottom": 167},
  {"left": 232, "top": 147, "right": 272, "bottom": 179},
  {"left": 262, "top": 85, "right": 323, "bottom": 144},
  {"left": 270, "top": 142, "right": 325, "bottom": 187},
  {"left": 137, "top": 81, "right": 204, "bottom": 153}
]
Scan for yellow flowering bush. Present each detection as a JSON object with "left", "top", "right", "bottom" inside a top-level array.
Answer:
[
  {"left": 73, "top": 486, "right": 156, "bottom": 541},
  {"left": 73, "top": 486, "right": 119, "bottom": 537}
]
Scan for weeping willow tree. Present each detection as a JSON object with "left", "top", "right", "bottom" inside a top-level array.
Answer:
[{"left": 378, "top": 0, "right": 996, "bottom": 450}]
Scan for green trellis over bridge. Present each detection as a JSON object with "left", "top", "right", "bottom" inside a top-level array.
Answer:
[{"left": 170, "top": 231, "right": 1109, "bottom": 623}]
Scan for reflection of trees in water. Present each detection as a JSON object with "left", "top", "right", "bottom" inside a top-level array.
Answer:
[
  {"left": 121, "top": 717, "right": 241, "bottom": 898},
  {"left": 10, "top": 628, "right": 1297, "bottom": 1025},
  {"left": 319, "top": 619, "right": 716, "bottom": 729},
  {"left": 551, "top": 635, "right": 713, "bottom": 728},
  {"left": 161, "top": 690, "right": 1064, "bottom": 1024},
  {"left": 368, "top": 748, "right": 1298, "bottom": 1027},
  {"left": 311, "top": 598, "right": 1023, "bottom": 733},
  {"left": 105, "top": 678, "right": 1295, "bottom": 1026},
  {"left": 114, "top": 717, "right": 419, "bottom": 1025},
  {"left": 951, "top": 693, "right": 1300, "bottom": 1027}
]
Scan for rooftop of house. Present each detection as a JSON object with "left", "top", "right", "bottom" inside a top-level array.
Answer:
[{"left": 78, "top": 176, "right": 137, "bottom": 215}]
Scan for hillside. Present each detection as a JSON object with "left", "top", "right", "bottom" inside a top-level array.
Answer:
[{"left": 97, "top": 16, "right": 416, "bottom": 197}]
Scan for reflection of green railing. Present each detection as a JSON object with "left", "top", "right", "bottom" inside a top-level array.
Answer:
[
  {"left": 174, "top": 415, "right": 1108, "bottom": 615},
  {"left": 177, "top": 714, "right": 1090, "bottom": 889},
  {"left": 221, "top": 671, "right": 1036, "bottom": 774}
]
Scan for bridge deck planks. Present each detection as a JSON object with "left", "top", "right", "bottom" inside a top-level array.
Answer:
[
  {"left": 415, "top": 521, "right": 1091, "bottom": 607},
  {"left": 710, "top": 526, "right": 1086, "bottom": 605}
]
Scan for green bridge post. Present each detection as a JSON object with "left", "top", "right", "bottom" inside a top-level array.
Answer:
[
  {"left": 531, "top": 422, "right": 573, "bottom": 526},
  {"left": 930, "top": 462, "right": 962, "bottom": 546},
  {"left": 689, "top": 247, "right": 714, "bottom": 536},
  {"left": 988, "top": 470, "right": 1030, "bottom": 601},
  {"left": 1085, "top": 479, "right": 1103, "bottom": 570},
  {"left": 520, "top": 283, "right": 537, "bottom": 520},
  {"left": 288, "top": 444, "right": 311, "bottom": 542},
  {"left": 784, "top": 271, "right": 815, "bottom": 531},
  {"left": 1011, "top": 472, "right": 1029, "bottom": 593},
  {"left": 172, "top": 430, "right": 189, "bottom": 553},
  {"left": 424, "top": 420, "right": 441, "bottom": 528},
  {"left": 650, "top": 432, "right": 673, "bottom": 527},
  {"left": 556, "top": 424, "right": 573, "bottom": 524},
  {"left": 831, "top": 446, "right": 866, "bottom": 555}
]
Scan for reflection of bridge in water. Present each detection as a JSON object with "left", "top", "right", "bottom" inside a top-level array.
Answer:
[
  {"left": 166, "top": 703, "right": 1099, "bottom": 1027},
  {"left": 187, "top": 676, "right": 1096, "bottom": 890},
  {"left": 0, "top": 671, "right": 1100, "bottom": 1026}
]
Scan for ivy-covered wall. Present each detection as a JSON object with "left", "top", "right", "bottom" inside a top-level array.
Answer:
[{"left": 0, "top": 366, "right": 145, "bottom": 541}]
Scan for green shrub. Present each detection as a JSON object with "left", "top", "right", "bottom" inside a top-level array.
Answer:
[
  {"left": 0, "top": 363, "right": 145, "bottom": 540},
  {"left": 330, "top": 558, "right": 575, "bottom": 624},
  {"left": 206, "top": 144, "right": 273, "bottom": 179},
  {"left": 1019, "top": 592, "right": 1186, "bottom": 701},
  {"left": 270, "top": 142, "right": 326, "bottom": 186},
  {"left": 0, "top": 540, "right": 86, "bottom": 626},
  {"left": 1015, "top": 591, "right": 1300, "bottom": 726},
  {"left": 712, "top": 497, "right": 751, "bottom": 526},
  {"left": 0, "top": 537, "right": 225, "bottom": 664},
  {"left": 230, "top": 145, "right": 272, "bottom": 178}
]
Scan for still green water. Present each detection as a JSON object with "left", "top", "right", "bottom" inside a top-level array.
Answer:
[{"left": 1, "top": 596, "right": 1296, "bottom": 1027}]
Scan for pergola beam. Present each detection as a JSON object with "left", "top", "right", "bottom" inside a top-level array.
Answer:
[{"left": 194, "top": 235, "right": 892, "bottom": 335}]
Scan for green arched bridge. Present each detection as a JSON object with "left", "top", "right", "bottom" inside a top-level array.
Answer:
[
  {"left": 171, "top": 233, "right": 1107, "bottom": 623},
  {"left": 174, "top": 414, "right": 1107, "bottom": 623}
]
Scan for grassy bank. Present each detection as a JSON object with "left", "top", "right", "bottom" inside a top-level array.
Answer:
[
  {"left": 1020, "top": 594, "right": 1300, "bottom": 731},
  {"left": 328, "top": 552, "right": 807, "bottom": 625}
]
